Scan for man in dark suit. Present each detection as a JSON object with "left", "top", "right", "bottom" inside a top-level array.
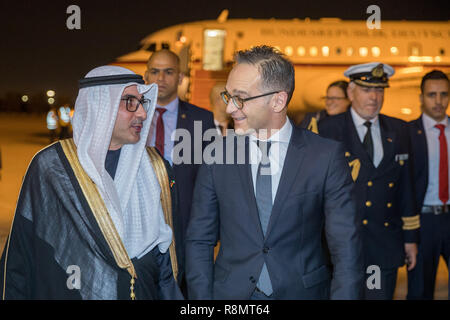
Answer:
[
  {"left": 186, "top": 45, "right": 363, "bottom": 300},
  {"left": 407, "top": 70, "right": 450, "bottom": 300},
  {"left": 144, "top": 49, "right": 215, "bottom": 293},
  {"left": 319, "top": 62, "right": 420, "bottom": 300}
]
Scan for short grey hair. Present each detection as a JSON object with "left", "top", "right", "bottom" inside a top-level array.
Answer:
[{"left": 234, "top": 45, "right": 295, "bottom": 107}]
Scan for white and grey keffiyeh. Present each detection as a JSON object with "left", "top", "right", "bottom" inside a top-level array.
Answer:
[{"left": 72, "top": 65, "right": 172, "bottom": 259}]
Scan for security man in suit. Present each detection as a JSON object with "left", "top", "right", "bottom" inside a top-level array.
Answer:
[
  {"left": 319, "top": 62, "right": 420, "bottom": 300},
  {"left": 144, "top": 49, "right": 215, "bottom": 295},
  {"left": 407, "top": 70, "right": 450, "bottom": 300},
  {"left": 186, "top": 45, "right": 363, "bottom": 300}
]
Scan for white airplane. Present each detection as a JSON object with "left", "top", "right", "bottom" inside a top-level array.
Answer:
[{"left": 112, "top": 10, "right": 450, "bottom": 121}]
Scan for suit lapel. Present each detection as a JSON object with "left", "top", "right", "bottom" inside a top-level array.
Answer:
[
  {"left": 176, "top": 100, "right": 189, "bottom": 130},
  {"left": 412, "top": 115, "right": 428, "bottom": 183},
  {"left": 375, "top": 115, "right": 396, "bottom": 173},
  {"left": 266, "top": 126, "right": 306, "bottom": 237}
]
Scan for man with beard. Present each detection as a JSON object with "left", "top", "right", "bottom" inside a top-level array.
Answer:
[{"left": 407, "top": 70, "right": 450, "bottom": 300}]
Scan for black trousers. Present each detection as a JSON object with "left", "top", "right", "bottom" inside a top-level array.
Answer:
[{"left": 407, "top": 213, "right": 450, "bottom": 300}]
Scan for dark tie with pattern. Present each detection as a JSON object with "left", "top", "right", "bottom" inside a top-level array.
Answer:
[
  {"left": 155, "top": 108, "right": 166, "bottom": 156},
  {"left": 363, "top": 121, "right": 374, "bottom": 162},
  {"left": 255, "top": 140, "right": 273, "bottom": 296}
]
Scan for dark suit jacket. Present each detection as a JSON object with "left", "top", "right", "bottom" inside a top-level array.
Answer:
[
  {"left": 299, "top": 110, "right": 328, "bottom": 129},
  {"left": 172, "top": 100, "right": 215, "bottom": 291},
  {"left": 407, "top": 115, "right": 443, "bottom": 212},
  {"left": 185, "top": 124, "right": 364, "bottom": 300},
  {"left": 319, "top": 109, "right": 419, "bottom": 268},
  {"left": 173, "top": 100, "right": 215, "bottom": 236}
]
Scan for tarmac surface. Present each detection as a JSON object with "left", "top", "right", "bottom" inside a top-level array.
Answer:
[{"left": 0, "top": 112, "right": 447, "bottom": 299}]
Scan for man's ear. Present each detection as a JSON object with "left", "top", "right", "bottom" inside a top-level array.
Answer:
[
  {"left": 347, "top": 85, "right": 354, "bottom": 102},
  {"left": 178, "top": 72, "right": 185, "bottom": 86},
  {"left": 273, "top": 91, "right": 288, "bottom": 113},
  {"left": 144, "top": 70, "right": 149, "bottom": 85}
]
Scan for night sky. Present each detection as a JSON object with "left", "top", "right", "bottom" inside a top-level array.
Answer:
[{"left": 0, "top": 0, "right": 448, "bottom": 105}]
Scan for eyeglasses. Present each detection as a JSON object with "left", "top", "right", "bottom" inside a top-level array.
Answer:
[
  {"left": 321, "top": 96, "right": 347, "bottom": 101},
  {"left": 221, "top": 90, "right": 280, "bottom": 110},
  {"left": 120, "top": 95, "right": 151, "bottom": 112}
]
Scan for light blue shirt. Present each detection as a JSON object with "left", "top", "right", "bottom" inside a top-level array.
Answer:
[
  {"left": 250, "top": 118, "right": 293, "bottom": 204},
  {"left": 422, "top": 113, "right": 450, "bottom": 205},
  {"left": 146, "top": 97, "right": 179, "bottom": 165},
  {"left": 350, "top": 107, "right": 383, "bottom": 167}
]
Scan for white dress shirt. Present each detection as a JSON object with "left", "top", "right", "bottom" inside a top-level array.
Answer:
[
  {"left": 249, "top": 118, "right": 293, "bottom": 204},
  {"left": 422, "top": 113, "right": 450, "bottom": 205},
  {"left": 350, "top": 107, "right": 384, "bottom": 167}
]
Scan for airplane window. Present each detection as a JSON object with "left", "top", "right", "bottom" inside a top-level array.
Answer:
[
  {"left": 391, "top": 47, "right": 399, "bottom": 55},
  {"left": 439, "top": 48, "right": 445, "bottom": 55},
  {"left": 372, "top": 47, "right": 381, "bottom": 57},
  {"left": 297, "top": 46, "right": 306, "bottom": 56},
  {"left": 346, "top": 47, "right": 353, "bottom": 56},
  {"left": 148, "top": 43, "right": 156, "bottom": 52},
  {"left": 162, "top": 43, "right": 170, "bottom": 49},
  {"left": 310, "top": 46, "right": 318, "bottom": 56},
  {"left": 336, "top": 47, "right": 342, "bottom": 55},
  {"left": 322, "top": 46, "right": 329, "bottom": 57},
  {"left": 359, "top": 47, "right": 368, "bottom": 57},
  {"left": 408, "top": 43, "right": 422, "bottom": 56},
  {"left": 285, "top": 46, "right": 294, "bottom": 56}
]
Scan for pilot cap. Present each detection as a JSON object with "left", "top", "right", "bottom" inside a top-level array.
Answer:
[{"left": 344, "top": 62, "right": 394, "bottom": 88}]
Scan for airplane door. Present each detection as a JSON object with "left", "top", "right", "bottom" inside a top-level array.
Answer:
[
  {"left": 203, "top": 29, "right": 226, "bottom": 70},
  {"left": 178, "top": 44, "right": 191, "bottom": 74}
]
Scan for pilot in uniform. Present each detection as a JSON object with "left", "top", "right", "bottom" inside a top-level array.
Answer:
[{"left": 319, "top": 62, "right": 420, "bottom": 299}]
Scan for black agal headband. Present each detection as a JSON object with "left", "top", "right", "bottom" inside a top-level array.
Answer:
[{"left": 78, "top": 74, "right": 145, "bottom": 89}]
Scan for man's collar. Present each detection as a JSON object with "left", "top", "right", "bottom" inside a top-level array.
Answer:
[
  {"left": 422, "top": 112, "right": 448, "bottom": 130},
  {"left": 156, "top": 97, "right": 179, "bottom": 113},
  {"left": 250, "top": 117, "right": 292, "bottom": 144},
  {"left": 350, "top": 107, "right": 379, "bottom": 127}
]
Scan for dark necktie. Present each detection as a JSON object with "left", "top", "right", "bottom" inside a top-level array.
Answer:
[
  {"left": 255, "top": 140, "right": 273, "bottom": 296},
  {"left": 363, "top": 121, "right": 374, "bottom": 162},
  {"left": 435, "top": 124, "right": 449, "bottom": 204},
  {"left": 155, "top": 108, "right": 166, "bottom": 156}
]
